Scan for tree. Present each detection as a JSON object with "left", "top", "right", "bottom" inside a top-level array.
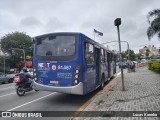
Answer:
[
  {"left": 147, "top": 9, "right": 160, "bottom": 40},
  {"left": 0, "top": 31, "right": 33, "bottom": 55},
  {"left": 127, "top": 49, "right": 136, "bottom": 61},
  {"left": 0, "top": 32, "right": 33, "bottom": 68},
  {"left": 121, "top": 51, "right": 127, "bottom": 61},
  {"left": 146, "top": 49, "right": 150, "bottom": 57},
  {"left": 122, "top": 49, "right": 136, "bottom": 61},
  {"left": 135, "top": 53, "right": 141, "bottom": 60}
]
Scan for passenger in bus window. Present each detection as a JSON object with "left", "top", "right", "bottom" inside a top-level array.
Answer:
[{"left": 46, "top": 51, "right": 52, "bottom": 56}]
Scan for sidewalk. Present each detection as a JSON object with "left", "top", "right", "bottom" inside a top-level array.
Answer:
[{"left": 74, "top": 67, "right": 160, "bottom": 120}]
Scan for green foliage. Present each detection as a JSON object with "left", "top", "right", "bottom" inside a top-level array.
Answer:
[
  {"left": 0, "top": 31, "right": 33, "bottom": 55},
  {"left": 147, "top": 9, "right": 160, "bottom": 40},
  {"left": 122, "top": 49, "right": 136, "bottom": 61},
  {"left": 0, "top": 56, "right": 3, "bottom": 64},
  {"left": 146, "top": 49, "right": 150, "bottom": 57},
  {"left": 135, "top": 53, "right": 141, "bottom": 60},
  {"left": 148, "top": 61, "right": 160, "bottom": 73},
  {"left": 0, "top": 31, "right": 33, "bottom": 68}
]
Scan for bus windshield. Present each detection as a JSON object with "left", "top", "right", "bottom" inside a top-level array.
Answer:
[{"left": 36, "top": 35, "right": 76, "bottom": 57}]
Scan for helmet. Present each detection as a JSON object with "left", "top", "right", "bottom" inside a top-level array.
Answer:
[{"left": 22, "top": 68, "right": 28, "bottom": 73}]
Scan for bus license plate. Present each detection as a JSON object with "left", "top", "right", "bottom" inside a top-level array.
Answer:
[{"left": 50, "top": 80, "right": 58, "bottom": 84}]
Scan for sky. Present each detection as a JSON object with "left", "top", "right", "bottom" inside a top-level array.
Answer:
[{"left": 0, "top": 0, "right": 160, "bottom": 53}]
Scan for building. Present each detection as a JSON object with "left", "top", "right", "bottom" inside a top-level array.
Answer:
[{"left": 139, "top": 45, "right": 159, "bottom": 57}]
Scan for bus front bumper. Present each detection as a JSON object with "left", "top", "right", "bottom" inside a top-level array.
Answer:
[{"left": 32, "top": 81, "right": 84, "bottom": 95}]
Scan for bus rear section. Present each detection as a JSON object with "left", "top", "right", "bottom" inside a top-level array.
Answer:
[{"left": 32, "top": 33, "right": 84, "bottom": 95}]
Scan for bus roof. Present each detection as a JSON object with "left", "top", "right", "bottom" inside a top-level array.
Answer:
[
  {"left": 34, "top": 32, "right": 80, "bottom": 38},
  {"left": 34, "top": 32, "right": 115, "bottom": 54}
]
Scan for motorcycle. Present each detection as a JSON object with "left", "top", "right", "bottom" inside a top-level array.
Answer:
[{"left": 14, "top": 74, "right": 38, "bottom": 96}]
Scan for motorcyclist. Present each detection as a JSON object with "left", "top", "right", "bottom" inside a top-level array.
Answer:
[{"left": 22, "top": 68, "right": 33, "bottom": 87}]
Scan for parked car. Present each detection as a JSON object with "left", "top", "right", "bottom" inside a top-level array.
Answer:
[
  {"left": 116, "top": 62, "right": 120, "bottom": 66},
  {"left": 6, "top": 73, "right": 15, "bottom": 83},
  {"left": 141, "top": 59, "right": 147, "bottom": 63},
  {"left": 119, "top": 62, "right": 128, "bottom": 69},
  {"left": 151, "top": 56, "right": 160, "bottom": 61},
  {"left": 133, "top": 61, "right": 138, "bottom": 64},
  {"left": 0, "top": 74, "right": 13, "bottom": 83}
]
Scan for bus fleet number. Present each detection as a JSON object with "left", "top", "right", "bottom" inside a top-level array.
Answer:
[{"left": 58, "top": 65, "right": 72, "bottom": 70}]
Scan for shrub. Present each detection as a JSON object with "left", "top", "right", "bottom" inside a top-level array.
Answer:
[{"left": 148, "top": 61, "right": 160, "bottom": 73}]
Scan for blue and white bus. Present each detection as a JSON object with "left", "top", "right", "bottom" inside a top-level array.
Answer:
[{"left": 32, "top": 32, "right": 116, "bottom": 95}]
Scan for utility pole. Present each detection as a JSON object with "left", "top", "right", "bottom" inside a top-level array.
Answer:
[
  {"left": 114, "top": 18, "right": 125, "bottom": 91},
  {"left": 0, "top": 44, "right": 6, "bottom": 76},
  {"left": 3, "top": 53, "right": 6, "bottom": 76}
]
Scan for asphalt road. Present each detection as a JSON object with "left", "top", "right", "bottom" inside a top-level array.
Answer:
[
  {"left": 0, "top": 82, "right": 101, "bottom": 120},
  {"left": 0, "top": 68, "right": 121, "bottom": 120}
]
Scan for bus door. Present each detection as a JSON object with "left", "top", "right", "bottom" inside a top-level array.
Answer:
[
  {"left": 113, "top": 55, "right": 116, "bottom": 74},
  {"left": 94, "top": 47, "right": 101, "bottom": 86},
  {"left": 107, "top": 52, "right": 111, "bottom": 78},
  {"left": 111, "top": 53, "right": 113, "bottom": 77}
]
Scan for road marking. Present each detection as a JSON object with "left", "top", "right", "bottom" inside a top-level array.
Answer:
[
  {"left": 7, "top": 93, "right": 55, "bottom": 111},
  {"left": 0, "top": 92, "right": 16, "bottom": 98},
  {"left": 0, "top": 87, "right": 14, "bottom": 91}
]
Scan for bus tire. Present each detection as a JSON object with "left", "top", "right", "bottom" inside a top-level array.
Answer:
[{"left": 99, "top": 75, "right": 105, "bottom": 90}]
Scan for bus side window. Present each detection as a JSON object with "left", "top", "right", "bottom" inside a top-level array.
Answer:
[
  {"left": 110, "top": 54, "right": 113, "bottom": 62},
  {"left": 46, "top": 51, "right": 52, "bottom": 56},
  {"left": 101, "top": 49, "right": 105, "bottom": 63},
  {"left": 84, "top": 42, "right": 94, "bottom": 65},
  {"left": 105, "top": 51, "right": 107, "bottom": 63}
]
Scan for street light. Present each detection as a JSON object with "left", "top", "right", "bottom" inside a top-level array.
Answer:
[
  {"left": 3, "top": 53, "right": 6, "bottom": 76},
  {"left": 12, "top": 48, "right": 26, "bottom": 68},
  {"left": 114, "top": 18, "right": 125, "bottom": 91}
]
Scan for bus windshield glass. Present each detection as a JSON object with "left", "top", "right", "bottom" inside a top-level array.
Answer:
[{"left": 36, "top": 35, "right": 76, "bottom": 57}]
